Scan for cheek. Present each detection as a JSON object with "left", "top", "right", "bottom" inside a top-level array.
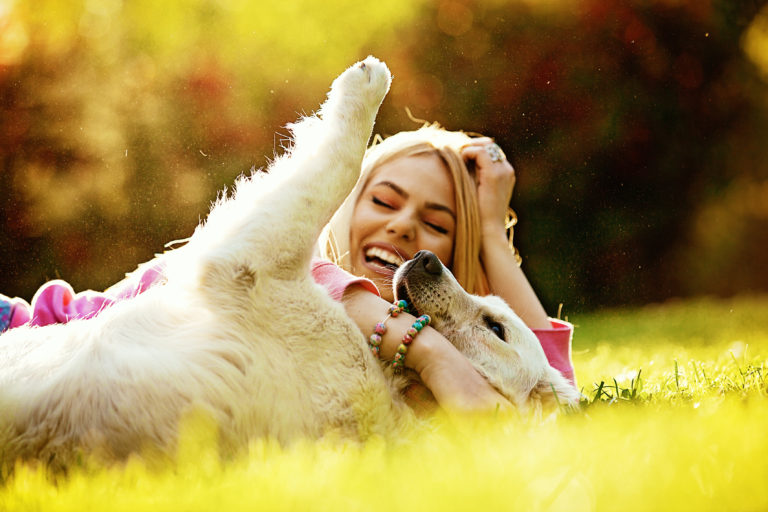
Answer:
[
  {"left": 430, "top": 236, "right": 454, "bottom": 269},
  {"left": 348, "top": 203, "right": 371, "bottom": 250}
]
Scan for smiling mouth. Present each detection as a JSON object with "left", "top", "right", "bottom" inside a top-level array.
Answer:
[{"left": 364, "top": 246, "right": 405, "bottom": 272}]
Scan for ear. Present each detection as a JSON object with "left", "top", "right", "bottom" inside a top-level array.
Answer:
[{"left": 529, "top": 366, "right": 581, "bottom": 414}]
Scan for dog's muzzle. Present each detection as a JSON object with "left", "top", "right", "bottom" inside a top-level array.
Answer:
[
  {"left": 394, "top": 250, "right": 444, "bottom": 311},
  {"left": 411, "top": 250, "right": 443, "bottom": 276}
]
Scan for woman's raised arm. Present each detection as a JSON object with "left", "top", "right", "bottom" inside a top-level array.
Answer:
[{"left": 462, "top": 139, "right": 551, "bottom": 330}]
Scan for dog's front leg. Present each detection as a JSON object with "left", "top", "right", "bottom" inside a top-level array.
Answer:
[{"left": 181, "top": 57, "right": 391, "bottom": 290}]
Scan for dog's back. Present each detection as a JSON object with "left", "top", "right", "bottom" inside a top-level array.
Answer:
[{"left": 0, "top": 58, "right": 405, "bottom": 469}]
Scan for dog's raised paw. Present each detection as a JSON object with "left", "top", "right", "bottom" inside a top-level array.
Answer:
[{"left": 332, "top": 56, "right": 391, "bottom": 105}]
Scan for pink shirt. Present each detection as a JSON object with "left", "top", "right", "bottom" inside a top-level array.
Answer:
[{"left": 1, "top": 259, "right": 575, "bottom": 385}]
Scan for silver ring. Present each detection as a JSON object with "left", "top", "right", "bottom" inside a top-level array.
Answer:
[{"left": 485, "top": 143, "right": 506, "bottom": 163}]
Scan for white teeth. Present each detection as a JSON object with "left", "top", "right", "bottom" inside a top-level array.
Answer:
[{"left": 365, "top": 247, "right": 404, "bottom": 267}]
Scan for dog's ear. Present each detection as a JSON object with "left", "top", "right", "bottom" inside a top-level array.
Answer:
[{"left": 528, "top": 366, "right": 581, "bottom": 415}]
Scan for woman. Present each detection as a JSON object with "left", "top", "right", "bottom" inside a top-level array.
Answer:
[
  {"left": 1, "top": 126, "right": 573, "bottom": 412},
  {"left": 314, "top": 124, "right": 574, "bottom": 411}
]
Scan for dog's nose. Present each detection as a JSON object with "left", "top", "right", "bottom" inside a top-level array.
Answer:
[{"left": 415, "top": 250, "right": 442, "bottom": 276}]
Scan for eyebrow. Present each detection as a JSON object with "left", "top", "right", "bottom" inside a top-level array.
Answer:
[{"left": 372, "top": 181, "right": 456, "bottom": 220}]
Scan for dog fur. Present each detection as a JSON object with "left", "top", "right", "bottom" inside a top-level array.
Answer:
[
  {"left": 0, "top": 57, "right": 577, "bottom": 470},
  {"left": 395, "top": 251, "right": 580, "bottom": 416}
]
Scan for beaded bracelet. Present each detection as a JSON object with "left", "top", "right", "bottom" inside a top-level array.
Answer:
[
  {"left": 367, "top": 299, "right": 409, "bottom": 358},
  {"left": 391, "top": 314, "right": 431, "bottom": 373}
]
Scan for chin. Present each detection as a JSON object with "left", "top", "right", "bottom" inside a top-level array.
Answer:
[
  {"left": 352, "top": 260, "right": 395, "bottom": 301},
  {"left": 364, "top": 272, "right": 395, "bottom": 302},
  {"left": 378, "top": 286, "right": 395, "bottom": 303}
]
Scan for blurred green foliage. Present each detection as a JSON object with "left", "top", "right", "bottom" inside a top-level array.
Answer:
[{"left": 1, "top": 0, "right": 767, "bottom": 312}]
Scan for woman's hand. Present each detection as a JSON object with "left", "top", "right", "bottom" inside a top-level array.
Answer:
[
  {"left": 461, "top": 138, "right": 516, "bottom": 240},
  {"left": 412, "top": 328, "right": 513, "bottom": 413},
  {"left": 460, "top": 140, "right": 552, "bottom": 330},
  {"left": 341, "top": 284, "right": 511, "bottom": 413}
]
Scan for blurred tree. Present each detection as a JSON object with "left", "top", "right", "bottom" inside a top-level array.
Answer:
[
  {"left": 0, "top": 0, "right": 421, "bottom": 298},
  {"left": 372, "top": 0, "right": 768, "bottom": 311},
  {"left": 1, "top": 0, "right": 767, "bottom": 313}
]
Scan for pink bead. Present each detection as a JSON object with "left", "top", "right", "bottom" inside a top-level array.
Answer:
[
  {"left": 370, "top": 346, "right": 380, "bottom": 358},
  {"left": 369, "top": 333, "right": 382, "bottom": 346},
  {"left": 407, "top": 327, "right": 418, "bottom": 337},
  {"left": 374, "top": 323, "right": 387, "bottom": 335},
  {"left": 402, "top": 333, "right": 413, "bottom": 345}
]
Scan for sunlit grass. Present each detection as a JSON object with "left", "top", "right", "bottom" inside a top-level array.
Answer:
[{"left": 2, "top": 295, "right": 768, "bottom": 511}]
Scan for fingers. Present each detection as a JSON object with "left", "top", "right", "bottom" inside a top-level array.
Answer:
[
  {"left": 460, "top": 138, "right": 494, "bottom": 166},
  {"left": 461, "top": 139, "right": 515, "bottom": 178},
  {"left": 417, "top": 335, "right": 513, "bottom": 413},
  {"left": 462, "top": 136, "right": 495, "bottom": 148},
  {"left": 462, "top": 140, "right": 517, "bottom": 232}
]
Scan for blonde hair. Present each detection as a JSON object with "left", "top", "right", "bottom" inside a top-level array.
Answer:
[{"left": 318, "top": 124, "right": 516, "bottom": 296}]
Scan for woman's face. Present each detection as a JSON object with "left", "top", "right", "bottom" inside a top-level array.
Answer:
[{"left": 349, "top": 152, "right": 456, "bottom": 302}]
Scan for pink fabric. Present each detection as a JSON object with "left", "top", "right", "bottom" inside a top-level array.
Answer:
[
  {"left": 27, "top": 282, "right": 112, "bottom": 326},
  {"left": 533, "top": 318, "right": 576, "bottom": 386},
  {"left": 3, "top": 296, "right": 31, "bottom": 329},
  {"left": 310, "top": 259, "right": 380, "bottom": 301},
  {"left": 2, "top": 261, "right": 167, "bottom": 330},
  {"left": 104, "top": 262, "right": 168, "bottom": 301}
]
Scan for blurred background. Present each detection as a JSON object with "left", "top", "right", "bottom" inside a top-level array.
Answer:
[{"left": 1, "top": 0, "right": 767, "bottom": 313}]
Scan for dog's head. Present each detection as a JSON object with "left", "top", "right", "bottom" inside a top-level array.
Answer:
[{"left": 393, "top": 251, "right": 580, "bottom": 415}]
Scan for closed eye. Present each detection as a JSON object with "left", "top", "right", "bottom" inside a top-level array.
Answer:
[
  {"left": 483, "top": 315, "right": 506, "bottom": 342},
  {"left": 425, "top": 221, "right": 448, "bottom": 234},
  {"left": 372, "top": 196, "right": 394, "bottom": 209}
]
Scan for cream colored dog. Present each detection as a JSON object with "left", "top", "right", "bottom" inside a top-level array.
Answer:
[
  {"left": 0, "top": 57, "right": 577, "bottom": 470},
  {"left": 394, "top": 250, "right": 579, "bottom": 415}
]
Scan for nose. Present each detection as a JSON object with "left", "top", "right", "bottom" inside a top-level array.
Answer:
[
  {"left": 386, "top": 210, "right": 416, "bottom": 241},
  {"left": 414, "top": 250, "right": 443, "bottom": 276}
]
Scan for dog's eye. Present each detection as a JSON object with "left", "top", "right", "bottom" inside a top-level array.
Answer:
[{"left": 483, "top": 316, "right": 506, "bottom": 342}]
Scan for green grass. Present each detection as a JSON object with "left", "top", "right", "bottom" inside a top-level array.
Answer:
[{"left": 3, "top": 295, "right": 768, "bottom": 511}]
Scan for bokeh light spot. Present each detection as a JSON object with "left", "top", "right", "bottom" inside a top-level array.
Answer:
[{"left": 436, "top": 1, "right": 473, "bottom": 37}]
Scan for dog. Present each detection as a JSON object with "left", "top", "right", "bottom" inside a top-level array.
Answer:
[
  {"left": 0, "top": 57, "right": 577, "bottom": 470},
  {"left": 395, "top": 250, "right": 579, "bottom": 415}
]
